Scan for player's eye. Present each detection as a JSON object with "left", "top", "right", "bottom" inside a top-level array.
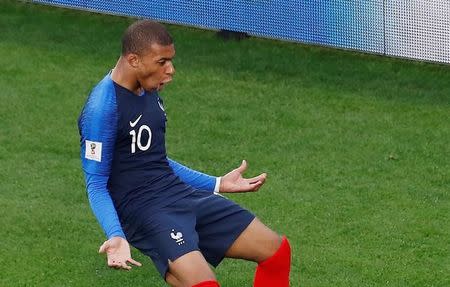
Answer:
[{"left": 158, "top": 60, "right": 166, "bottom": 66}]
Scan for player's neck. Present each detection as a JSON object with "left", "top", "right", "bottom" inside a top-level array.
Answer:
[{"left": 111, "top": 57, "right": 142, "bottom": 96}]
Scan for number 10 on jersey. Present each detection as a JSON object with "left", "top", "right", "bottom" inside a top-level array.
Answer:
[{"left": 129, "top": 125, "right": 152, "bottom": 153}]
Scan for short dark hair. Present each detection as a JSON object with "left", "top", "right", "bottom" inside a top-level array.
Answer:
[{"left": 121, "top": 20, "right": 173, "bottom": 56}]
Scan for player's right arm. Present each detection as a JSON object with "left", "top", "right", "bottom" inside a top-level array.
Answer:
[
  {"left": 84, "top": 173, "right": 125, "bottom": 239},
  {"left": 85, "top": 173, "right": 140, "bottom": 269},
  {"left": 78, "top": 76, "right": 140, "bottom": 270}
]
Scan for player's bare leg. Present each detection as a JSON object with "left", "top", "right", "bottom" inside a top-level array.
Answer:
[
  {"left": 166, "top": 250, "right": 217, "bottom": 287},
  {"left": 225, "top": 218, "right": 281, "bottom": 262},
  {"left": 225, "top": 218, "right": 291, "bottom": 287},
  {"left": 165, "top": 271, "right": 182, "bottom": 287}
]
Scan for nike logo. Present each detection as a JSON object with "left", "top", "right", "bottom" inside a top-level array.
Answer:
[{"left": 129, "top": 114, "right": 142, "bottom": 127}]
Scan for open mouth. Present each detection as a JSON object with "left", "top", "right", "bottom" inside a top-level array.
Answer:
[
  {"left": 162, "top": 77, "right": 172, "bottom": 85},
  {"left": 157, "top": 78, "right": 172, "bottom": 90}
]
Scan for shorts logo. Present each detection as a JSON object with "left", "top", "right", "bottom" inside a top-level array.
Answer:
[
  {"left": 85, "top": 140, "right": 102, "bottom": 162},
  {"left": 170, "top": 229, "right": 185, "bottom": 246}
]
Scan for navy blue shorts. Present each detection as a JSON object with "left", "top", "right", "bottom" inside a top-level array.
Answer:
[{"left": 126, "top": 190, "right": 255, "bottom": 278}]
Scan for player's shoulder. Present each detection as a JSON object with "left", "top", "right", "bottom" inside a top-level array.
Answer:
[
  {"left": 86, "top": 73, "right": 117, "bottom": 109},
  {"left": 79, "top": 73, "right": 118, "bottom": 130}
]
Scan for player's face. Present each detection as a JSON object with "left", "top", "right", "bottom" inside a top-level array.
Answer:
[{"left": 136, "top": 43, "right": 176, "bottom": 92}]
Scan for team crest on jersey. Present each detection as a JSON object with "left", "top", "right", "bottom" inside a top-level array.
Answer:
[
  {"left": 85, "top": 140, "right": 102, "bottom": 162},
  {"left": 170, "top": 229, "right": 185, "bottom": 246}
]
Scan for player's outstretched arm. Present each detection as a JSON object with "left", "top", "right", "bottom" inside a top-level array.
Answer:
[
  {"left": 168, "top": 157, "right": 217, "bottom": 192},
  {"left": 99, "top": 237, "right": 142, "bottom": 270},
  {"left": 219, "top": 160, "right": 267, "bottom": 193}
]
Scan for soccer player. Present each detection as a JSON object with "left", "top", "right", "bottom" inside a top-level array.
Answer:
[{"left": 78, "top": 20, "right": 291, "bottom": 287}]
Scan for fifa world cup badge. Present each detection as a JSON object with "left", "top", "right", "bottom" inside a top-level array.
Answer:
[
  {"left": 85, "top": 140, "right": 102, "bottom": 162},
  {"left": 90, "top": 143, "right": 96, "bottom": 154}
]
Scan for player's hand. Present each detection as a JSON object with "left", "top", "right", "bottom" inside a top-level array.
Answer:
[
  {"left": 98, "top": 236, "right": 142, "bottom": 270},
  {"left": 219, "top": 160, "right": 267, "bottom": 193}
]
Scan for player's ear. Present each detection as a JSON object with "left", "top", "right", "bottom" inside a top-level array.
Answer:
[{"left": 126, "top": 53, "right": 140, "bottom": 68}]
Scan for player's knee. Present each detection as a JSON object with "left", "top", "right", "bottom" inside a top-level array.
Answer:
[
  {"left": 192, "top": 280, "right": 220, "bottom": 287},
  {"left": 167, "top": 268, "right": 216, "bottom": 287},
  {"left": 260, "top": 235, "right": 291, "bottom": 268},
  {"left": 165, "top": 271, "right": 182, "bottom": 287},
  {"left": 258, "top": 232, "right": 284, "bottom": 263},
  {"left": 167, "top": 251, "right": 216, "bottom": 286},
  {"left": 167, "top": 272, "right": 219, "bottom": 287},
  {"left": 253, "top": 236, "right": 291, "bottom": 287}
]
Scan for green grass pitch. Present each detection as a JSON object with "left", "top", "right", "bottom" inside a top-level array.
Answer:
[{"left": 0, "top": 1, "right": 449, "bottom": 286}]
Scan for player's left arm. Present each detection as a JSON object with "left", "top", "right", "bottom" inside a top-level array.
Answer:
[
  {"left": 168, "top": 158, "right": 266, "bottom": 193},
  {"left": 168, "top": 157, "right": 219, "bottom": 192},
  {"left": 218, "top": 160, "right": 267, "bottom": 193}
]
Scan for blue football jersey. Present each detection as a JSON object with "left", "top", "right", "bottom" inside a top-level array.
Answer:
[{"left": 78, "top": 74, "right": 215, "bottom": 235}]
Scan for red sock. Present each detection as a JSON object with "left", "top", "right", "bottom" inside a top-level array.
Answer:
[
  {"left": 253, "top": 236, "right": 291, "bottom": 287},
  {"left": 192, "top": 280, "right": 220, "bottom": 287}
]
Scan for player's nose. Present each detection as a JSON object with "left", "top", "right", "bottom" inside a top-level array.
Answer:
[{"left": 166, "top": 62, "right": 175, "bottom": 76}]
